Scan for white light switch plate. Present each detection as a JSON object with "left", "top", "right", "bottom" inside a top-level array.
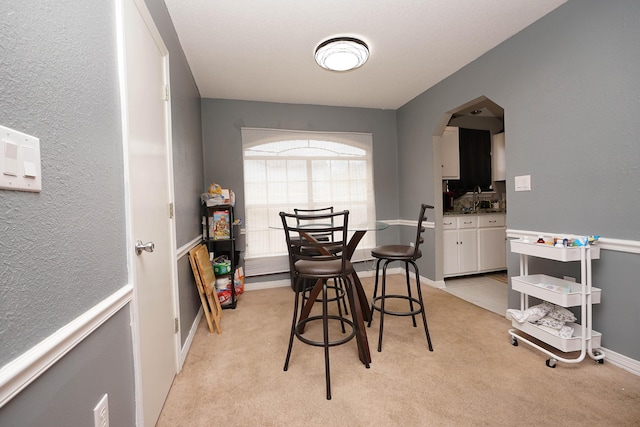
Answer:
[
  {"left": 514, "top": 175, "right": 531, "bottom": 192},
  {"left": 0, "top": 125, "right": 41, "bottom": 192}
]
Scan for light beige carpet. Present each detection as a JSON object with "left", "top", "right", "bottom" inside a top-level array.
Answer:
[{"left": 158, "top": 275, "right": 640, "bottom": 426}]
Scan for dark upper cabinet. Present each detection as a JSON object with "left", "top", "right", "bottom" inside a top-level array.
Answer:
[{"left": 447, "top": 128, "right": 492, "bottom": 194}]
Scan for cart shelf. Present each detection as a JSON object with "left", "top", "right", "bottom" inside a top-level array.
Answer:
[
  {"left": 511, "top": 274, "right": 601, "bottom": 307},
  {"left": 511, "top": 320, "right": 602, "bottom": 353},
  {"left": 510, "top": 240, "right": 600, "bottom": 261}
]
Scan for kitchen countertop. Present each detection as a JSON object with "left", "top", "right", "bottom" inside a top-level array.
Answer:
[{"left": 443, "top": 209, "right": 507, "bottom": 216}]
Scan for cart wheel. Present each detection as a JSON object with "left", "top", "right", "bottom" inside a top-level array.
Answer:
[
  {"left": 592, "top": 351, "right": 604, "bottom": 364},
  {"left": 546, "top": 358, "right": 557, "bottom": 368},
  {"left": 510, "top": 337, "right": 518, "bottom": 346}
]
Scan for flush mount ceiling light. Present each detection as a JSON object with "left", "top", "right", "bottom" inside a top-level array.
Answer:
[{"left": 315, "top": 37, "right": 369, "bottom": 72}]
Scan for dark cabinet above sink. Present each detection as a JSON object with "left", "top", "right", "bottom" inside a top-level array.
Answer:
[{"left": 447, "top": 128, "right": 492, "bottom": 194}]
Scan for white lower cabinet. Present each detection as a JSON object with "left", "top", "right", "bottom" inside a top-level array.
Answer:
[
  {"left": 478, "top": 214, "right": 506, "bottom": 272},
  {"left": 443, "top": 213, "right": 506, "bottom": 277},
  {"left": 443, "top": 216, "right": 478, "bottom": 276}
]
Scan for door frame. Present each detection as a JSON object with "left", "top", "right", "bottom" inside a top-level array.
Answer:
[{"left": 116, "top": 0, "right": 180, "bottom": 424}]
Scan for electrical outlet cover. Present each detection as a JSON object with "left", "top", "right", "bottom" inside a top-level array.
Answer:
[{"left": 93, "top": 394, "right": 109, "bottom": 427}]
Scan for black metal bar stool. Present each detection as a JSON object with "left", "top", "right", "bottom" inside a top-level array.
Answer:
[
  {"left": 280, "top": 209, "right": 367, "bottom": 400},
  {"left": 368, "top": 204, "right": 434, "bottom": 352},
  {"left": 294, "top": 207, "right": 349, "bottom": 326}
]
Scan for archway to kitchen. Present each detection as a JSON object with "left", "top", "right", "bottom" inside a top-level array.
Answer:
[{"left": 433, "top": 95, "right": 507, "bottom": 315}]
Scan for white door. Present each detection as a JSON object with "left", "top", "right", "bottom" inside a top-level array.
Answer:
[{"left": 120, "top": 0, "right": 177, "bottom": 425}]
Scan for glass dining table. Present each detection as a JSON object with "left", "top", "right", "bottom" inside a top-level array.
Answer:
[{"left": 273, "top": 220, "right": 389, "bottom": 365}]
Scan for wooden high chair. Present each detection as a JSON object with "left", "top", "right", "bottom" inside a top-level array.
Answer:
[{"left": 189, "top": 244, "right": 223, "bottom": 334}]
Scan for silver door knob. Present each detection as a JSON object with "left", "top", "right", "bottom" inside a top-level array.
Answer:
[{"left": 135, "top": 240, "right": 155, "bottom": 255}]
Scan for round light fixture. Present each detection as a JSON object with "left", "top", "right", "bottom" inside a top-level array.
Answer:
[{"left": 315, "top": 37, "right": 369, "bottom": 72}]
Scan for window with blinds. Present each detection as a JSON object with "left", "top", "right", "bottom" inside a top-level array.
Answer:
[{"left": 241, "top": 128, "right": 376, "bottom": 276}]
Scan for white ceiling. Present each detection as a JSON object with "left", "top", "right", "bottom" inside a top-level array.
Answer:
[{"left": 164, "top": 0, "right": 567, "bottom": 110}]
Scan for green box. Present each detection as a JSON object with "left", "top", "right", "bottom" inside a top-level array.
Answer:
[{"left": 213, "top": 261, "right": 231, "bottom": 275}]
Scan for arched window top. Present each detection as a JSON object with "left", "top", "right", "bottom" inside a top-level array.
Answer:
[
  {"left": 244, "top": 139, "right": 365, "bottom": 157},
  {"left": 242, "top": 127, "right": 372, "bottom": 154}
]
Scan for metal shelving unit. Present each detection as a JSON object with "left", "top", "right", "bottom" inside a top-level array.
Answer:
[{"left": 202, "top": 203, "right": 238, "bottom": 309}]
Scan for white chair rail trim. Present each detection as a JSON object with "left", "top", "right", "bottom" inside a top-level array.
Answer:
[
  {"left": 384, "top": 219, "right": 435, "bottom": 229},
  {"left": 0, "top": 284, "right": 133, "bottom": 409},
  {"left": 177, "top": 235, "right": 204, "bottom": 259}
]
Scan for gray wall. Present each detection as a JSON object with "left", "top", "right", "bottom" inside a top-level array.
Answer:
[
  {"left": 0, "top": 309, "right": 136, "bottom": 427},
  {"left": 0, "top": 0, "right": 135, "bottom": 424},
  {"left": 397, "top": 0, "right": 640, "bottom": 360},
  {"left": 0, "top": 0, "right": 127, "bottom": 366},
  {"left": 0, "top": 0, "right": 204, "bottom": 424},
  {"left": 201, "top": 99, "right": 399, "bottom": 222},
  {"left": 200, "top": 99, "right": 402, "bottom": 276}
]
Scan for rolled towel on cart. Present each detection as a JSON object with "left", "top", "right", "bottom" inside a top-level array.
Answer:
[{"left": 507, "top": 302, "right": 553, "bottom": 323}]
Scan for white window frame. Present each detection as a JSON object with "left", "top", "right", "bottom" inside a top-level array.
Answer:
[{"left": 241, "top": 127, "right": 376, "bottom": 277}]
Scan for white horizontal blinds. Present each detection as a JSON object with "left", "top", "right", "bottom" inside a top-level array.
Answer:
[{"left": 242, "top": 128, "right": 376, "bottom": 276}]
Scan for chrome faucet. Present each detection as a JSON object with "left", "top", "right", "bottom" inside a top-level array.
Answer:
[{"left": 472, "top": 185, "right": 482, "bottom": 211}]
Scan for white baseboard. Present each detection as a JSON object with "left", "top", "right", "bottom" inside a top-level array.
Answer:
[
  {"left": 600, "top": 347, "right": 640, "bottom": 376},
  {"left": 245, "top": 278, "right": 290, "bottom": 291},
  {"left": 178, "top": 307, "right": 203, "bottom": 372},
  {"left": 0, "top": 284, "right": 133, "bottom": 409}
]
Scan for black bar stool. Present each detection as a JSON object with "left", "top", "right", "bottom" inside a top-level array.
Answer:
[
  {"left": 294, "top": 207, "right": 349, "bottom": 324},
  {"left": 368, "top": 204, "right": 434, "bottom": 352},
  {"left": 280, "top": 210, "right": 367, "bottom": 400}
]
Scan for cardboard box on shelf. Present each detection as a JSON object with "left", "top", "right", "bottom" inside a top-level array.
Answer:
[
  {"left": 205, "top": 189, "right": 235, "bottom": 206},
  {"left": 212, "top": 210, "right": 231, "bottom": 240}
]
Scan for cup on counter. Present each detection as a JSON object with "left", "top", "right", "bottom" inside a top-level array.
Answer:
[{"left": 492, "top": 202, "right": 500, "bottom": 209}]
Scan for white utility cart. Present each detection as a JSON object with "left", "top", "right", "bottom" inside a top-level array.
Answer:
[{"left": 508, "top": 239, "right": 605, "bottom": 368}]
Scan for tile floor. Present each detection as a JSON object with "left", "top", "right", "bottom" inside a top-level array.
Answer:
[{"left": 443, "top": 272, "right": 508, "bottom": 316}]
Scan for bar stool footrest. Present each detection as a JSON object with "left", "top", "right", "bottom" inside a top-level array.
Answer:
[
  {"left": 295, "top": 315, "right": 356, "bottom": 347},
  {"left": 304, "top": 283, "right": 345, "bottom": 304},
  {"left": 371, "top": 295, "right": 423, "bottom": 316}
]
